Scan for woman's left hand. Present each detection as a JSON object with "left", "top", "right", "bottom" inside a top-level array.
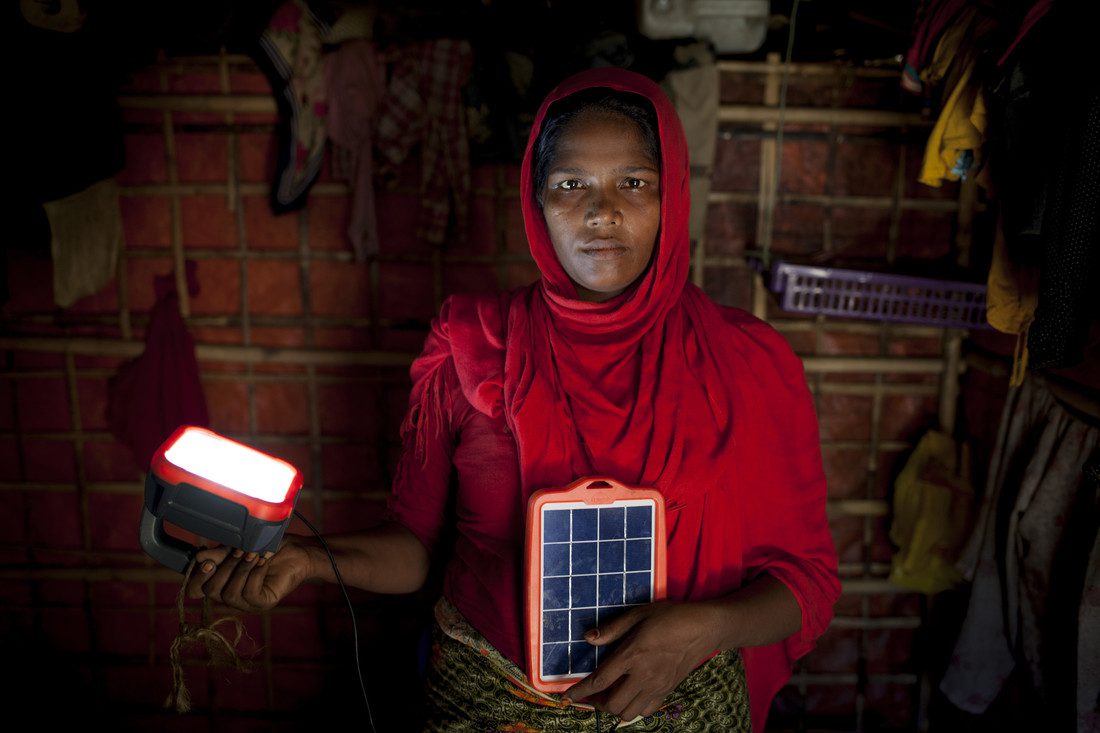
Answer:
[{"left": 563, "top": 600, "right": 722, "bottom": 721}]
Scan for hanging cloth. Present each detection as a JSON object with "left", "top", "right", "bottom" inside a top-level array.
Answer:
[
  {"left": 43, "top": 177, "right": 121, "bottom": 308},
  {"left": 107, "top": 262, "right": 209, "bottom": 469}
]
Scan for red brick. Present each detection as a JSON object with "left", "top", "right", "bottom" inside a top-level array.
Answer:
[
  {"left": 89, "top": 492, "right": 143, "bottom": 551},
  {"left": 97, "top": 609, "right": 153, "bottom": 656},
  {"left": 28, "top": 491, "right": 82, "bottom": 548},
  {"left": 869, "top": 591, "right": 922, "bottom": 617},
  {"left": 65, "top": 276, "right": 120, "bottom": 314},
  {"left": 119, "top": 134, "right": 168, "bottom": 185},
  {"left": 377, "top": 327, "right": 431, "bottom": 352},
  {"left": 879, "top": 393, "right": 936, "bottom": 442},
  {"left": 181, "top": 195, "right": 238, "bottom": 248},
  {"left": 126, "top": 257, "right": 175, "bottom": 313},
  {"left": 202, "top": 379, "right": 250, "bottom": 434},
  {"left": 719, "top": 73, "right": 765, "bottom": 104},
  {"left": 834, "top": 140, "right": 899, "bottom": 198},
  {"left": 76, "top": 378, "right": 108, "bottom": 430},
  {"left": 4, "top": 251, "right": 56, "bottom": 314},
  {"left": 190, "top": 326, "right": 243, "bottom": 345},
  {"left": 230, "top": 71, "right": 272, "bottom": 94},
  {"left": 167, "top": 71, "right": 220, "bottom": 93},
  {"left": 175, "top": 133, "right": 228, "bottom": 183},
  {"left": 269, "top": 665, "right": 329, "bottom": 712},
  {"left": 40, "top": 607, "right": 91, "bottom": 652},
  {"left": 503, "top": 262, "right": 539, "bottom": 290},
  {"left": 822, "top": 447, "right": 870, "bottom": 499},
  {"left": 503, "top": 203, "right": 528, "bottom": 255},
  {"left": 248, "top": 260, "right": 302, "bottom": 315},
  {"left": 0, "top": 435, "right": 20, "bottom": 482},
  {"left": 210, "top": 666, "right": 269, "bottom": 712},
  {"left": 309, "top": 260, "right": 370, "bottom": 317},
  {"left": 0, "top": 491, "right": 27, "bottom": 542},
  {"left": 191, "top": 259, "right": 241, "bottom": 316},
  {"left": 123, "top": 68, "right": 161, "bottom": 93},
  {"left": 244, "top": 196, "right": 299, "bottom": 249},
  {"left": 803, "top": 626, "right": 859, "bottom": 673},
  {"left": 895, "top": 210, "right": 954, "bottom": 260},
  {"left": 0, "top": 379, "right": 14, "bottom": 430},
  {"left": 830, "top": 207, "right": 892, "bottom": 260},
  {"left": 864, "top": 683, "right": 915, "bottom": 729},
  {"left": 802, "top": 684, "right": 857, "bottom": 718},
  {"left": 442, "top": 264, "right": 498, "bottom": 296},
  {"left": 314, "top": 327, "right": 372, "bottom": 351},
  {"left": 84, "top": 440, "right": 143, "bottom": 481},
  {"left": 323, "top": 497, "right": 386, "bottom": 534},
  {"left": 378, "top": 262, "right": 436, "bottom": 321},
  {"left": 376, "top": 191, "right": 430, "bottom": 256},
  {"left": 238, "top": 133, "right": 277, "bottom": 183},
  {"left": 777, "top": 328, "right": 816, "bottom": 354},
  {"left": 92, "top": 580, "right": 149, "bottom": 607},
  {"left": 703, "top": 265, "right": 752, "bottom": 310},
  {"left": 37, "top": 580, "right": 86, "bottom": 604},
  {"left": 23, "top": 439, "right": 77, "bottom": 482},
  {"left": 704, "top": 201, "right": 754, "bottom": 256},
  {"left": 712, "top": 137, "right": 760, "bottom": 191},
  {"left": 250, "top": 327, "right": 306, "bottom": 347},
  {"left": 830, "top": 514, "right": 863, "bottom": 564},
  {"left": 318, "top": 384, "right": 380, "bottom": 438},
  {"left": 0, "top": 579, "right": 32, "bottom": 606},
  {"left": 887, "top": 335, "right": 942, "bottom": 356},
  {"left": 779, "top": 140, "right": 829, "bottom": 194},
  {"left": 121, "top": 196, "right": 172, "bottom": 248},
  {"left": 321, "top": 442, "right": 380, "bottom": 489},
  {"left": 771, "top": 203, "right": 825, "bottom": 256},
  {"left": 818, "top": 330, "right": 881, "bottom": 356},
  {"left": 817, "top": 393, "right": 873, "bottom": 441},
  {"left": 254, "top": 382, "right": 310, "bottom": 435},
  {"left": 457, "top": 195, "right": 498, "bottom": 256},
  {"left": 306, "top": 195, "right": 351, "bottom": 251},
  {"left": 103, "top": 664, "right": 187, "bottom": 708},
  {"left": 269, "top": 609, "right": 323, "bottom": 659}
]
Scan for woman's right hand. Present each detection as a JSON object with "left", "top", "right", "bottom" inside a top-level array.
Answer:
[{"left": 185, "top": 534, "right": 320, "bottom": 613}]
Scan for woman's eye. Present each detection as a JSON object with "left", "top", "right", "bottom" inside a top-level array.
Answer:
[
  {"left": 556, "top": 179, "right": 582, "bottom": 190},
  {"left": 623, "top": 178, "right": 647, "bottom": 189}
]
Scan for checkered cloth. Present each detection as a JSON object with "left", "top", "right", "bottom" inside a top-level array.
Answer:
[{"left": 376, "top": 39, "right": 473, "bottom": 245}]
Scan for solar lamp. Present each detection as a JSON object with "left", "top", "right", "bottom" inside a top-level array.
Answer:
[{"left": 139, "top": 425, "right": 304, "bottom": 573}]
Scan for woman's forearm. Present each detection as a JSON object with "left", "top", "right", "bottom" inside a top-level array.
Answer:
[
  {"left": 698, "top": 573, "right": 803, "bottom": 651},
  {"left": 298, "top": 520, "right": 431, "bottom": 594}
]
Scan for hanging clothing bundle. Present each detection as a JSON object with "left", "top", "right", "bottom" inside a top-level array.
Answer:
[{"left": 940, "top": 376, "right": 1099, "bottom": 733}]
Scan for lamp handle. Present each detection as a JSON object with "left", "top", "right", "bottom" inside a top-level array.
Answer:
[{"left": 139, "top": 508, "right": 196, "bottom": 574}]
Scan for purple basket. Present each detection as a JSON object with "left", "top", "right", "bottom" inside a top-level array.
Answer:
[{"left": 770, "top": 261, "right": 990, "bottom": 329}]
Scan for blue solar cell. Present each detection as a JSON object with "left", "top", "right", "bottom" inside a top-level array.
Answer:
[
  {"left": 572, "top": 508, "right": 598, "bottom": 541},
  {"left": 599, "top": 507, "right": 625, "bottom": 539},
  {"left": 544, "top": 543, "right": 569, "bottom": 576},
  {"left": 544, "top": 577, "right": 569, "bottom": 610},
  {"left": 625, "top": 572, "right": 651, "bottom": 604},
  {"left": 571, "top": 541, "right": 597, "bottom": 574},
  {"left": 544, "top": 509, "right": 570, "bottom": 542},
  {"left": 626, "top": 505, "right": 651, "bottom": 538},
  {"left": 570, "top": 608, "right": 597, "bottom": 641},
  {"left": 571, "top": 574, "right": 596, "bottom": 607},
  {"left": 598, "top": 573, "right": 624, "bottom": 606},
  {"left": 598, "top": 540, "right": 624, "bottom": 573},
  {"left": 544, "top": 610, "right": 569, "bottom": 642},
  {"left": 543, "top": 643, "right": 570, "bottom": 676},
  {"left": 571, "top": 642, "right": 596, "bottom": 673},
  {"left": 625, "top": 539, "right": 650, "bottom": 571}
]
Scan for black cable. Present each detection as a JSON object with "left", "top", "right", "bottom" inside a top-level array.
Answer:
[{"left": 293, "top": 509, "right": 378, "bottom": 733}]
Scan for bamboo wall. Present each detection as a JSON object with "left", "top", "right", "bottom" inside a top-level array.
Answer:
[{"left": 0, "top": 52, "right": 989, "bottom": 731}]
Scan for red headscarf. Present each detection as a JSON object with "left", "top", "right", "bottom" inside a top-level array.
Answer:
[{"left": 406, "top": 67, "right": 839, "bottom": 731}]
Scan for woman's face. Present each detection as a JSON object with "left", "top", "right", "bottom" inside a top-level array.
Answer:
[{"left": 541, "top": 111, "right": 661, "bottom": 302}]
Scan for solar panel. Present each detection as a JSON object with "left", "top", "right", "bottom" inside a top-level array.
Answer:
[{"left": 525, "top": 478, "right": 667, "bottom": 693}]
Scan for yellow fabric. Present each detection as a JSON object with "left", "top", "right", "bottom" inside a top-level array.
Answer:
[
  {"left": 986, "top": 222, "right": 1038, "bottom": 387},
  {"left": 889, "top": 430, "right": 975, "bottom": 594},
  {"left": 918, "top": 8, "right": 992, "bottom": 188}
]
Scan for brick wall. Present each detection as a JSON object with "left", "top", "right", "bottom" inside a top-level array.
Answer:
[{"left": 0, "top": 54, "right": 988, "bottom": 731}]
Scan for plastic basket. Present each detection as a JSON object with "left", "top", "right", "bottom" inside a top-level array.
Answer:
[{"left": 769, "top": 261, "right": 990, "bottom": 329}]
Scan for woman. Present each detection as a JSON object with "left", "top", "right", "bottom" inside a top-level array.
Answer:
[{"left": 190, "top": 67, "right": 840, "bottom": 731}]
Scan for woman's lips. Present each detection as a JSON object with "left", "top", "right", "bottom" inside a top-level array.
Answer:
[{"left": 579, "top": 241, "right": 628, "bottom": 259}]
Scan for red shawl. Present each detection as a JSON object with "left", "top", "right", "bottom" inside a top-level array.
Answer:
[{"left": 405, "top": 68, "right": 839, "bottom": 730}]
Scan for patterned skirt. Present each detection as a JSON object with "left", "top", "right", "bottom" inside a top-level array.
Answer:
[{"left": 423, "top": 599, "right": 752, "bottom": 732}]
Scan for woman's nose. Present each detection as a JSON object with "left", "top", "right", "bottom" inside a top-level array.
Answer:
[{"left": 585, "top": 189, "right": 622, "bottom": 227}]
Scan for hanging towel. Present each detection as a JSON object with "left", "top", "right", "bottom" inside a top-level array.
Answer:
[
  {"left": 662, "top": 41, "right": 719, "bottom": 245},
  {"left": 107, "top": 261, "right": 209, "bottom": 469},
  {"left": 43, "top": 177, "right": 121, "bottom": 308},
  {"left": 323, "top": 38, "right": 385, "bottom": 260}
]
